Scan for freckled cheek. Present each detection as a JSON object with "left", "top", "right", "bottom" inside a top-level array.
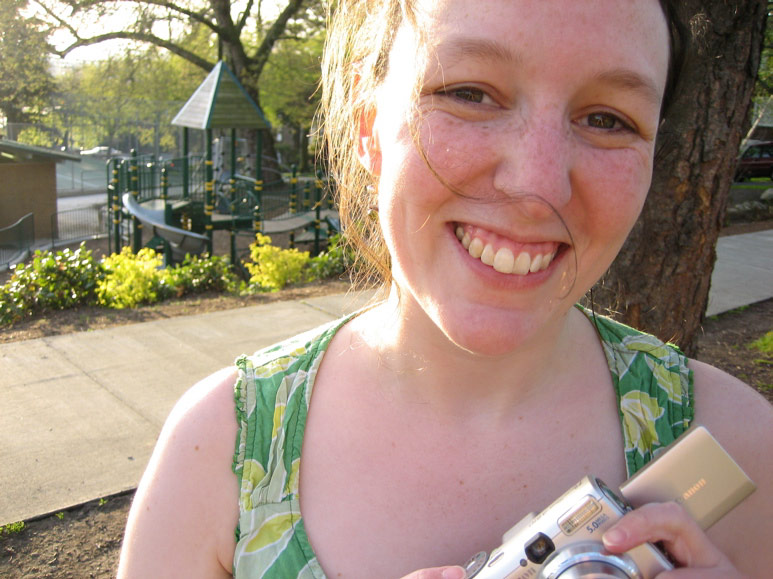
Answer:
[
  {"left": 378, "top": 130, "right": 493, "bottom": 215},
  {"left": 576, "top": 150, "right": 652, "bottom": 229},
  {"left": 419, "top": 118, "right": 497, "bottom": 187}
]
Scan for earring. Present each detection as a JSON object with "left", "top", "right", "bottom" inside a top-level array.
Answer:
[{"left": 366, "top": 185, "right": 378, "bottom": 220}]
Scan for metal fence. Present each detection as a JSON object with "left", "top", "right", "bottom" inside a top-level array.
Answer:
[
  {"left": 0, "top": 205, "right": 109, "bottom": 271},
  {"left": 51, "top": 205, "right": 109, "bottom": 247},
  {"left": 0, "top": 213, "right": 35, "bottom": 268}
]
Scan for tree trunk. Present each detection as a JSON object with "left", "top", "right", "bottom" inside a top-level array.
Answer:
[
  {"left": 223, "top": 58, "right": 284, "bottom": 184},
  {"left": 591, "top": 0, "right": 767, "bottom": 356}
]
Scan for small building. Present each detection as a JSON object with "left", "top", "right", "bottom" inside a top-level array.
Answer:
[
  {"left": 746, "top": 99, "right": 773, "bottom": 143},
  {"left": 0, "top": 140, "right": 80, "bottom": 239}
]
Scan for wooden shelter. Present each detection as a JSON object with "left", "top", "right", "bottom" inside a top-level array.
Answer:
[{"left": 0, "top": 140, "right": 80, "bottom": 239}]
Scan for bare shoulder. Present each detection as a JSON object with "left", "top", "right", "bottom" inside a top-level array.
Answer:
[
  {"left": 689, "top": 359, "right": 772, "bottom": 480},
  {"left": 689, "top": 359, "right": 773, "bottom": 573},
  {"left": 164, "top": 366, "right": 240, "bottom": 438},
  {"left": 690, "top": 359, "right": 773, "bottom": 441},
  {"left": 117, "top": 367, "right": 240, "bottom": 578}
]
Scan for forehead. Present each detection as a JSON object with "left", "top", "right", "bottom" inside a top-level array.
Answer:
[
  {"left": 406, "top": 0, "right": 670, "bottom": 93},
  {"left": 418, "top": 0, "right": 668, "bottom": 41}
]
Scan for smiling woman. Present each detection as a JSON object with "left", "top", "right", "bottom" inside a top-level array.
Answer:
[
  {"left": 357, "top": 0, "right": 667, "bottom": 356},
  {"left": 116, "top": 1, "right": 773, "bottom": 578}
]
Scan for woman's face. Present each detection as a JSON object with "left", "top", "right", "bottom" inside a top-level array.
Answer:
[{"left": 364, "top": 0, "right": 670, "bottom": 355}]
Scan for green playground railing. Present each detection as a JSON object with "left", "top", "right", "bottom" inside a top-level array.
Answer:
[{"left": 0, "top": 213, "right": 34, "bottom": 269}]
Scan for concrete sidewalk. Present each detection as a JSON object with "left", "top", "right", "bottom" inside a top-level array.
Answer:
[
  {"left": 0, "top": 230, "right": 771, "bottom": 527},
  {"left": 706, "top": 229, "right": 773, "bottom": 316},
  {"left": 0, "top": 291, "right": 374, "bottom": 527}
]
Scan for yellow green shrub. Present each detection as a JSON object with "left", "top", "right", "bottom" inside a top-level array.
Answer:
[
  {"left": 97, "top": 247, "right": 164, "bottom": 308},
  {"left": 245, "top": 234, "right": 310, "bottom": 291}
]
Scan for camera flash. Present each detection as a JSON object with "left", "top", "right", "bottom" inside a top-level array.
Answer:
[{"left": 558, "top": 496, "right": 602, "bottom": 535}]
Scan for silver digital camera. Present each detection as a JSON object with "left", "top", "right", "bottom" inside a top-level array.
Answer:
[{"left": 463, "top": 426, "right": 756, "bottom": 579}]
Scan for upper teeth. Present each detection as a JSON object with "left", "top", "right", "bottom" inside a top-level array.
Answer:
[{"left": 456, "top": 226, "right": 555, "bottom": 275}]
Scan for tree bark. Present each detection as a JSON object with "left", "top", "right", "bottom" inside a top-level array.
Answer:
[
  {"left": 213, "top": 0, "right": 306, "bottom": 182},
  {"left": 591, "top": 0, "right": 767, "bottom": 356}
]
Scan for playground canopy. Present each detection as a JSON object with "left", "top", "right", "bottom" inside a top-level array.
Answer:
[{"left": 171, "top": 61, "right": 271, "bottom": 130}]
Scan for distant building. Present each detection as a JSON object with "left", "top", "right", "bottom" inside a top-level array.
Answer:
[
  {"left": 0, "top": 140, "right": 80, "bottom": 239},
  {"left": 746, "top": 99, "right": 773, "bottom": 143}
]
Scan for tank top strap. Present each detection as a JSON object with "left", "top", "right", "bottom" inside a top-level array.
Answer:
[
  {"left": 232, "top": 314, "right": 354, "bottom": 578},
  {"left": 579, "top": 305, "right": 695, "bottom": 477}
]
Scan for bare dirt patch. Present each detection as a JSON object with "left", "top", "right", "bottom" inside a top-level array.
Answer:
[
  {"left": 1, "top": 495, "right": 132, "bottom": 579},
  {"left": 697, "top": 298, "right": 773, "bottom": 399},
  {"left": 1, "top": 228, "right": 771, "bottom": 578}
]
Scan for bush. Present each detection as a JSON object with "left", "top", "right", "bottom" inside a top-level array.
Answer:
[
  {"left": 244, "top": 233, "right": 311, "bottom": 291},
  {"left": 0, "top": 234, "right": 349, "bottom": 328},
  {"left": 307, "top": 233, "right": 352, "bottom": 280},
  {"left": 0, "top": 244, "right": 103, "bottom": 325},
  {"left": 97, "top": 247, "right": 165, "bottom": 309},
  {"left": 164, "top": 253, "right": 240, "bottom": 297},
  {"left": 0, "top": 245, "right": 245, "bottom": 325}
]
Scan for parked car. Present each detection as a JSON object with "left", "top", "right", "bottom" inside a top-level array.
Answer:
[
  {"left": 734, "top": 141, "right": 773, "bottom": 181},
  {"left": 80, "top": 146, "right": 125, "bottom": 158}
]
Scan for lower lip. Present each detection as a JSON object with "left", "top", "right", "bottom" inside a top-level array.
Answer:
[{"left": 450, "top": 227, "right": 566, "bottom": 289}]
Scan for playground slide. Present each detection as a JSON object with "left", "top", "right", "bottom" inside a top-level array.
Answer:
[
  {"left": 261, "top": 208, "right": 340, "bottom": 234},
  {"left": 122, "top": 194, "right": 209, "bottom": 260}
]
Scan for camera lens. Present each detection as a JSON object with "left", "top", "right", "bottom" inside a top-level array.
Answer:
[
  {"left": 525, "top": 533, "right": 555, "bottom": 564},
  {"left": 540, "top": 542, "right": 641, "bottom": 579},
  {"left": 549, "top": 560, "right": 631, "bottom": 578}
]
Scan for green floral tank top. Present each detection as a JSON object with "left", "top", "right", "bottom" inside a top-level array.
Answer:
[{"left": 231, "top": 307, "right": 694, "bottom": 578}]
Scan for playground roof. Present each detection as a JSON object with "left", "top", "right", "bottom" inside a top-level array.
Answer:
[
  {"left": 0, "top": 140, "right": 81, "bottom": 164},
  {"left": 171, "top": 61, "right": 271, "bottom": 130}
]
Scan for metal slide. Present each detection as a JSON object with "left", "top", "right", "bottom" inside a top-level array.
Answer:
[{"left": 121, "top": 193, "right": 209, "bottom": 261}]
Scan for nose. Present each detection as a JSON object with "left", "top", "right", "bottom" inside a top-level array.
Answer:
[{"left": 492, "top": 113, "right": 573, "bottom": 219}]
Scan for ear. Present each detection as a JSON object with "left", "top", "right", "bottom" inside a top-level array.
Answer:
[{"left": 357, "top": 108, "right": 381, "bottom": 175}]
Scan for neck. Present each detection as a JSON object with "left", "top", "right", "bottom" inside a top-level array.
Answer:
[{"left": 348, "top": 286, "right": 590, "bottom": 425}]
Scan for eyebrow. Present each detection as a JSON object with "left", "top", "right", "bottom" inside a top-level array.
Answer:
[
  {"left": 437, "top": 36, "right": 520, "bottom": 65},
  {"left": 592, "top": 69, "right": 663, "bottom": 108}
]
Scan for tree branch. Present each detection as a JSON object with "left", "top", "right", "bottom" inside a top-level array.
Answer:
[
  {"left": 252, "top": 0, "right": 305, "bottom": 76},
  {"left": 31, "top": 0, "right": 81, "bottom": 38},
  {"left": 113, "top": 0, "right": 221, "bottom": 34},
  {"left": 236, "top": 0, "right": 255, "bottom": 33},
  {"left": 51, "top": 0, "right": 224, "bottom": 36},
  {"left": 56, "top": 31, "right": 215, "bottom": 71},
  {"left": 210, "top": 0, "right": 250, "bottom": 67}
]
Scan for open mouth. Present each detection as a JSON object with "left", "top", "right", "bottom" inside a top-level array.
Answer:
[{"left": 454, "top": 224, "right": 565, "bottom": 276}]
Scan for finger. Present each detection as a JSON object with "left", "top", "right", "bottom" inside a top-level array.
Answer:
[
  {"left": 602, "top": 502, "right": 727, "bottom": 569},
  {"left": 400, "top": 565, "right": 467, "bottom": 579}
]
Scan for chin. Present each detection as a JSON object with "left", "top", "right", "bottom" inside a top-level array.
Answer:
[{"left": 432, "top": 303, "right": 556, "bottom": 358}]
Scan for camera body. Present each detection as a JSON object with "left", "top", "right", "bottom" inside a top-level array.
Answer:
[
  {"left": 464, "top": 476, "right": 671, "bottom": 579},
  {"left": 463, "top": 427, "right": 756, "bottom": 579}
]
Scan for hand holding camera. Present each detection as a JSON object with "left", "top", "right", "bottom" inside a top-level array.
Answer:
[
  {"left": 600, "top": 501, "right": 741, "bottom": 578},
  {"left": 462, "top": 426, "right": 755, "bottom": 579}
]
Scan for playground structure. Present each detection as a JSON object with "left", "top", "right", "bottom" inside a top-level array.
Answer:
[{"left": 106, "top": 61, "right": 338, "bottom": 267}]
